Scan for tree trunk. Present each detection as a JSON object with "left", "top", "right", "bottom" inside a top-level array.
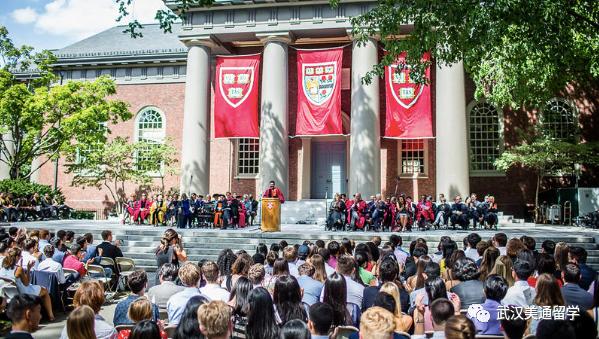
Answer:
[{"left": 535, "top": 172, "right": 542, "bottom": 223}]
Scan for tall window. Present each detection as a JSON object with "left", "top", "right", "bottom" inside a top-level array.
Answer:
[
  {"left": 468, "top": 101, "right": 503, "bottom": 173},
  {"left": 135, "top": 107, "right": 165, "bottom": 173},
  {"left": 237, "top": 138, "right": 259, "bottom": 176},
  {"left": 399, "top": 139, "right": 427, "bottom": 176},
  {"left": 541, "top": 98, "right": 577, "bottom": 141}
]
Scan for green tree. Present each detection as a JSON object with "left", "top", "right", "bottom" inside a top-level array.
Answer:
[
  {"left": 495, "top": 137, "right": 599, "bottom": 220},
  {"left": 118, "top": 1, "right": 599, "bottom": 109},
  {"left": 65, "top": 137, "right": 162, "bottom": 214},
  {"left": 0, "top": 26, "right": 131, "bottom": 180},
  {"left": 139, "top": 138, "right": 179, "bottom": 194}
]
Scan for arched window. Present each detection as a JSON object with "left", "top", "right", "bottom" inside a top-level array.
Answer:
[
  {"left": 468, "top": 101, "right": 503, "bottom": 174},
  {"left": 541, "top": 98, "right": 577, "bottom": 141},
  {"left": 135, "top": 107, "right": 166, "bottom": 173}
]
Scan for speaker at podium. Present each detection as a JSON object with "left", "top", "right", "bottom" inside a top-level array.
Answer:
[{"left": 261, "top": 198, "right": 281, "bottom": 232}]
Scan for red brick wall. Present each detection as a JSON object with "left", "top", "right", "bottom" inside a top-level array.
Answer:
[{"left": 37, "top": 83, "right": 185, "bottom": 212}]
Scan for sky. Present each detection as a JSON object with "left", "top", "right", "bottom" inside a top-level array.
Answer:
[{"left": 0, "top": 0, "right": 169, "bottom": 51}]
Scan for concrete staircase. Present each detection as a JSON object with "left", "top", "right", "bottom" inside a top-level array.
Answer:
[{"left": 27, "top": 224, "right": 599, "bottom": 273}]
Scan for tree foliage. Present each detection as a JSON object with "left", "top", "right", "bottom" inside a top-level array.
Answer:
[
  {"left": 0, "top": 26, "right": 131, "bottom": 180},
  {"left": 495, "top": 137, "right": 599, "bottom": 213},
  {"left": 119, "top": 0, "right": 599, "bottom": 109}
]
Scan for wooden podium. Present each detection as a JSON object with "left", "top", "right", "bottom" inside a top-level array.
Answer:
[{"left": 261, "top": 198, "right": 281, "bottom": 232}]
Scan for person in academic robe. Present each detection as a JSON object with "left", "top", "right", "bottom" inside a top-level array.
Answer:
[
  {"left": 370, "top": 194, "right": 387, "bottom": 232},
  {"left": 450, "top": 195, "right": 469, "bottom": 230},
  {"left": 213, "top": 195, "right": 224, "bottom": 228},
  {"left": 30, "top": 193, "right": 45, "bottom": 220},
  {"left": 133, "top": 193, "right": 151, "bottom": 224},
  {"left": 433, "top": 195, "right": 451, "bottom": 228},
  {"left": 327, "top": 194, "right": 346, "bottom": 231},
  {"left": 41, "top": 193, "right": 56, "bottom": 218},
  {"left": 416, "top": 195, "right": 434, "bottom": 230},
  {"left": 385, "top": 197, "right": 398, "bottom": 231},
  {"left": 249, "top": 195, "right": 258, "bottom": 226},
  {"left": 166, "top": 193, "right": 179, "bottom": 226},
  {"left": 150, "top": 194, "right": 168, "bottom": 226},
  {"left": 350, "top": 193, "right": 367, "bottom": 231},
  {"left": 262, "top": 180, "right": 285, "bottom": 203},
  {"left": 0, "top": 192, "right": 18, "bottom": 222},
  {"left": 238, "top": 196, "right": 247, "bottom": 228},
  {"left": 177, "top": 193, "right": 192, "bottom": 228},
  {"left": 484, "top": 196, "right": 499, "bottom": 229}
]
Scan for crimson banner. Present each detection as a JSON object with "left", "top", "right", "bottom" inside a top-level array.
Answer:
[
  {"left": 385, "top": 52, "right": 433, "bottom": 139},
  {"left": 214, "top": 54, "right": 260, "bottom": 138},
  {"left": 296, "top": 47, "right": 343, "bottom": 136}
]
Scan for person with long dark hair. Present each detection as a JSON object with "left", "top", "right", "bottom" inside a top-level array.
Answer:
[
  {"left": 243, "top": 287, "right": 279, "bottom": 339},
  {"left": 155, "top": 229, "right": 187, "bottom": 278},
  {"left": 323, "top": 273, "right": 351, "bottom": 326},
  {"left": 229, "top": 277, "right": 253, "bottom": 339},
  {"left": 265, "top": 258, "right": 290, "bottom": 293},
  {"left": 173, "top": 295, "right": 208, "bottom": 339},
  {"left": 129, "top": 320, "right": 162, "bottom": 339},
  {"left": 273, "top": 275, "right": 307, "bottom": 324}
]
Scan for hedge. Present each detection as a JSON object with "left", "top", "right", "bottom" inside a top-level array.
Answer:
[{"left": 0, "top": 179, "right": 64, "bottom": 200}]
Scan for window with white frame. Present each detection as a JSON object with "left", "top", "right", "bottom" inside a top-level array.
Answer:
[
  {"left": 399, "top": 139, "right": 427, "bottom": 176},
  {"left": 237, "top": 138, "right": 259, "bottom": 176},
  {"left": 541, "top": 98, "right": 577, "bottom": 141},
  {"left": 75, "top": 122, "right": 107, "bottom": 176},
  {"left": 135, "top": 107, "right": 165, "bottom": 173},
  {"left": 468, "top": 101, "right": 503, "bottom": 173}
]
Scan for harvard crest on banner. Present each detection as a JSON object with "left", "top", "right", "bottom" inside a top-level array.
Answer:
[
  {"left": 214, "top": 54, "right": 260, "bottom": 138},
  {"left": 296, "top": 48, "right": 343, "bottom": 136},
  {"left": 385, "top": 52, "right": 433, "bottom": 139}
]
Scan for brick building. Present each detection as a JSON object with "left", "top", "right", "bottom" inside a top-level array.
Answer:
[{"left": 12, "top": 0, "right": 598, "bottom": 217}]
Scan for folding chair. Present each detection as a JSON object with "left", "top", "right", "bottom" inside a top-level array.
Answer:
[
  {"left": 87, "top": 264, "right": 114, "bottom": 297},
  {"left": 333, "top": 325, "right": 359, "bottom": 339},
  {"left": 115, "top": 257, "right": 136, "bottom": 292}
]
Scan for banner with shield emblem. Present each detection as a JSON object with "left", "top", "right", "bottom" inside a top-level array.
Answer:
[
  {"left": 296, "top": 47, "right": 343, "bottom": 136},
  {"left": 385, "top": 52, "right": 433, "bottom": 139},
  {"left": 214, "top": 54, "right": 260, "bottom": 138}
]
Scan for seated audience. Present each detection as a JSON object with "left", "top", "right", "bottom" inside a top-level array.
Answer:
[
  {"left": 37, "top": 245, "right": 67, "bottom": 285},
  {"left": 413, "top": 298, "right": 457, "bottom": 338},
  {"left": 500, "top": 306, "right": 527, "bottom": 339},
  {"left": 502, "top": 259, "right": 535, "bottom": 306},
  {"left": 323, "top": 273, "right": 352, "bottom": 326},
  {"left": 128, "top": 320, "right": 162, "bottom": 339},
  {"left": 530, "top": 273, "right": 565, "bottom": 333},
  {"left": 66, "top": 305, "right": 96, "bottom": 339},
  {"left": 561, "top": 263, "right": 594, "bottom": 311},
  {"left": 536, "top": 319, "right": 576, "bottom": 339},
  {"left": 379, "top": 282, "right": 412, "bottom": 332},
  {"left": 200, "top": 261, "right": 230, "bottom": 302},
  {"left": 198, "top": 301, "right": 232, "bottom": 339},
  {"left": 308, "top": 303, "right": 333, "bottom": 339},
  {"left": 117, "top": 298, "right": 167, "bottom": 339},
  {"left": 113, "top": 270, "right": 159, "bottom": 326},
  {"left": 280, "top": 319, "right": 310, "bottom": 339},
  {"left": 5, "top": 295, "right": 42, "bottom": 339},
  {"left": 228, "top": 277, "right": 252, "bottom": 339},
  {"left": 467, "top": 275, "right": 508, "bottom": 335},
  {"left": 147, "top": 263, "right": 184, "bottom": 309},
  {"left": 349, "top": 306, "right": 408, "bottom": 339},
  {"left": 60, "top": 280, "right": 117, "bottom": 339},
  {"left": 273, "top": 275, "right": 307, "bottom": 323},
  {"left": 97, "top": 230, "right": 123, "bottom": 262},
  {"left": 167, "top": 262, "right": 205, "bottom": 325},
  {"left": 244, "top": 287, "right": 279, "bottom": 339},
  {"left": 450, "top": 257, "right": 485, "bottom": 309},
  {"left": 444, "top": 315, "right": 476, "bottom": 339},
  {"left": 0, "top": 248, "right": 54, "bottom": 321},
  {"left": 172, "top": 295, "right": 208, "bottom": 339},
  {"left": 247, "top": 263, "right": 265, "bottom": 288},
  {"left": 297, "top": 262, "right": 323, "bottom": 306},
  {"left": 62, "top": 244, "right": 91, "bottom": 277},
  {"left": 333, "top": 254, "right": 364, "bottom": 307},
  {"left": 569, "top": 246, "right": 597, "bottom": 290}
]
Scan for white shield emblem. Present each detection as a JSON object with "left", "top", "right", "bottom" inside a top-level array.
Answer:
[
  {"left": 302, "top": 61, "right": 337, "bottom": 106},
  {"left": 388, "top": 65, "right": 425, "bottom": 109},
  {"left": 219, "top": 66, "right": 255, "bottom": 108}
]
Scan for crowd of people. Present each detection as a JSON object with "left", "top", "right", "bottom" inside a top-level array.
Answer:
[
  {"left": 2, "top": 225, "right": 599, "bottom": 339},
  {"left": 123, "top": 192, "right": 260, "bottom": 229},
  {"left": 327, "top": 193, "right": 499, "bottom": 232},
  {"left": 0, "top": 192, "right": 73, "bottom": 222}
]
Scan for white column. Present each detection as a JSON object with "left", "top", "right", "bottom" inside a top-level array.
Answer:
[
  {"left": 435, "top": 61, "right": 469, "bottom": 198},
  {"left": 259, "top": 36, "right": 290, "bottom": 197},
  {"left": 180, "top": 40, "right": 212, "bottom": 195},
  {"left": 349, "top": 39, "right": 381, "bottom": 197},
  {"left": 0, "top": 133, "right": 14, "bottom": 180}
]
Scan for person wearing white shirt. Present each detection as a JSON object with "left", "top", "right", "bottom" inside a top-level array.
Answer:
[
  {"left": 502, "top": 260, "right": 536, "bottom": 307},
  {"left": 37, "top": 245, "right": 66, "bottom": 284},
  {"left": 464, "top": 233, "right": 482, "bottom": 262},
  {"left": 492, "top": 233, "right": 508, "bottom": 256},
  {"left": 21, "top": 239, "right": 41, "bottom": 271},
  {"left": 200, "top": 261, "right": 230, "bottom": 302},
  {"left": 390, "top": 235, "right": 409, "bottom": 265},
  {"left": 283, "top": 246, "right": 300, "bottom": 278},
  {"left": 167, "top": 262, "right": 206, "bottom": 325},
  {"left": 320, "top": 255, "right": 364, "bottom": 307}
]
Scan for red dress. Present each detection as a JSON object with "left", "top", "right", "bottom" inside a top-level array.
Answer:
[{"left": 238, "top": 203, "right": 247, "bottom": 227}]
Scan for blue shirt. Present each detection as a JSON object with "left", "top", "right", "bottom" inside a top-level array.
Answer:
[
  {"left": 469, "top": 299, "right": 502, "bottom": 335},
  {"left": 52, "top": 250, "right": 66, "bottom": 265},
  {"left": 84, "top": 244, "right": 101, "bottom": 264},
  {"left": 297, "top": 275, "right": 323, "bottom": 306},
  {"left": 167, "top": 287, "right": 203, "bottom": 325},
  {"left": 113, "top": 294, "right": 159, "bottom": 326}
]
